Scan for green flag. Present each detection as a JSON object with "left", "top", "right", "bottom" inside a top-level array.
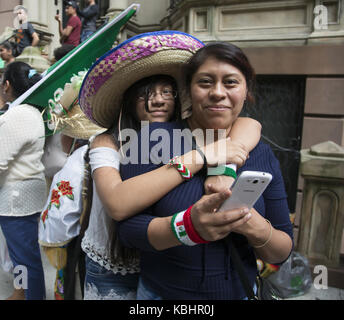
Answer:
[{"left": 10, "top": 3, "right": 139, "bottom": 109}]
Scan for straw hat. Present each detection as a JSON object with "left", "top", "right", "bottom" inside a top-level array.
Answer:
[
  {"left": 45, "top": 70, "right": 106, "bottom": 140},
  {"left": 79, "top": 30, "right": 204, "bottom": 128}
]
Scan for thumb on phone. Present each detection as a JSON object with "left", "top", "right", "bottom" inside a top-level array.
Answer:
[{"left": 195, "top": 189, "right": 231, "bottom": 215}]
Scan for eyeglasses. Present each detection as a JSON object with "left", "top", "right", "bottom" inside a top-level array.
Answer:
[{"left": 138, "top": 89, "right": 177, "bottom": 101}]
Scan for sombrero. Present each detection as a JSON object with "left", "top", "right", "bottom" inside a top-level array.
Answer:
[
  {"left": 79, "top": 30, "right": 204, "bottom": 128},
  {"left": 45, "top": 70, "right": 106, "bottom": 140}
]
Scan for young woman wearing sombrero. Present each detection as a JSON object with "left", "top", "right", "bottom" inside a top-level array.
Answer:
[{"left": 79, "top": 31, "right": 262, "bottom": 299}]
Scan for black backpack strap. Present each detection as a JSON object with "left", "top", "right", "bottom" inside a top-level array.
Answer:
[
  {"left": 180, "top": 119, "right": 207, "bottom": 173},
  {"left": 226, "top": 237, "right": 257, "bottom": 300}
]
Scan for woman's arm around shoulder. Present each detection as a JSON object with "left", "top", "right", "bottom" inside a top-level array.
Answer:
[{"left": 90, "top": 133, "right": 205, "bottom": 221}]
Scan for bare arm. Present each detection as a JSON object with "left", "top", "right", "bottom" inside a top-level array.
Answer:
[
  {"left": 55, "top": 15, "right": 73, "bottom": 42},
  {"left": 204, "top": 117, "right": 261, "bottom": 193},
  {"left": 55, "top": 15, "right": 63, "bottom": 37},
  {"left": 92, "top": 134, "right": 204, "bottom": 221},
  {"left": 229, "top": 117, "right": 261, "bottom": 152},
  {"left": 61, "top": 25, "right": 73, "bottom": 38},
  {"left": 236, "top": 208, "right": 293, "bottom": 264},
  {"left": 92, "top": 132, "right": 248, "bottom": 221},
  {"left": 31, "top": 32, "right": 39, "bottom": 47}
]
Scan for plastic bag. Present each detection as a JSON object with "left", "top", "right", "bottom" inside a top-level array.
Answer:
[{"left": 264, "top": 251, "right": 312, "bottom": 298}]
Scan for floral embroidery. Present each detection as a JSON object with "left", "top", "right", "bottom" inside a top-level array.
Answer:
[
  {"left": 41, "top": 180, "right": 74, "bottom": 227},
  {"left": 57, "top": 181, "right": 74, "bottom": 200},
  {"left": 41, "top": 209, "right": 48, "bottom": 228},
  {"left": 50, "top": 189, "right": 61, "bottom": 208}
]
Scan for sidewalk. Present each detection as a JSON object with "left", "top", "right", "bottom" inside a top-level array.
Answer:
[{"left": 1, "top": 246, "right": 344, "bottom": 300}]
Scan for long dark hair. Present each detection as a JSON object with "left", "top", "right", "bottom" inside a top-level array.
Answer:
[{"left": 2, "top": 61, "right": 41, "bottom": 99}]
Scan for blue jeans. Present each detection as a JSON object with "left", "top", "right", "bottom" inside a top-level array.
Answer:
[
  {"left": 84, "top": 256, "right": 139, "bottom": 300},
  {"left": 137, "top": 277, "right": 162, "bottom": 300},
  {"left": 0, "top": 213, "right": 45, "bottom": 300},
  {"left": 80, "top": 30, "right": 94, "bottom": 43}
]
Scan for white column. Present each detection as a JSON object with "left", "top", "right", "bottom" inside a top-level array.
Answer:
[
  {"left": 46, "top": 0, "right": 62, "bottom": 58},
  {"left": 38, "top": 0, "right": 48, "bottom": 26},
  {"left": 24, "top": 0, "right": 61, "bottom": 59},
  {"left": 22, "top": 0, "right": 39, "bottom": 22},
  {"left": 106, "top": 0, "right": 128, "bottom": 44},
  {"left": 108, "top": 0, "right": 128, "bottom": 16}
]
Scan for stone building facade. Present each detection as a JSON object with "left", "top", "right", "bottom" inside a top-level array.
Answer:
[{"left": 0, "top": 0, "right": 343, "bottom": 254}]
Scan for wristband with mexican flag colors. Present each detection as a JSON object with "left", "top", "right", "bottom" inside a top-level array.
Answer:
[
  {"left": 207, "top": 164, "right": 237, "bottom": 179},
  {"left": 168, "top": 156, "right": 193, "bottom": 180},
  {"left": 171, "top": 209, "right": 197, "bottom": 246},
  {"left": 183, "top": 206, "right": 210, "bottom": 244},
  {"left": 171, "top": 205, "right": 210, "bottom": 246}
]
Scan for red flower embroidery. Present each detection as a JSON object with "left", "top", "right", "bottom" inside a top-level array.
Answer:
[
  {"left": 41, "top": 209, "right": 48, "bottom": 227},
  {"left": 57, "top": 181, "right": 74, "bottom": 199},
  {"left": 51, "top": 189, "right": 61, "bottom": 208}
]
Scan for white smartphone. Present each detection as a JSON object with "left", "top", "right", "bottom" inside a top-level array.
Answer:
[{"left": 218, "top": 171, "right": 272, "bottom": 212}]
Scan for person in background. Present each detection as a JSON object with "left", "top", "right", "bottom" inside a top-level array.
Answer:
[
  {"left": 0, "top": 41, "right": 15, "bottom": 66},
  {"left": 12, "top": 5, "right": 39, "bottom": 57},
  {"left": 0, "top": 62, "right": 46, "bottom": 300},
  {"left": 55, "top": 1, "right": 81, "bottom": 49},
  {"left": 77, "top": 0, "right": 99, "bottom": 43},
  {"left": 53, "top": 43, "right": 75, "bottom": 62},
  {"left": 38, "top": 70, "right": 105, "bottom": 300},
  {"left": 0, "top": 80, "right": 14, "bottom": 299}
]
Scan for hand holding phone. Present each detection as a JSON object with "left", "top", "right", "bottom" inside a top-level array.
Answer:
[
  {"left": 218, "top": 171, "right": 272, "bottom": 212},
  {"left": 55, "top": 10, "right": 61, "bottom": 22}
]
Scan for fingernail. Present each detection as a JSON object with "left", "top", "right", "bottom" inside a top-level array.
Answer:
[
  {"left": 246, "top": 212, "right": 252, "bottom": 219},
  {"left": 242, "top": 208, "right": 249, "bottom": 213}
]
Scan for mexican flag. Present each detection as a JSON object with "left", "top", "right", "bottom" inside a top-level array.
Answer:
[{"left": 9, "top": 3, "right": 140, "bottom": 109}]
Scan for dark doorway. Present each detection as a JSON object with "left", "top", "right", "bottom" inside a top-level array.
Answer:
[{"left": 241, "top": 75, "right": 305, "bottom": 213}]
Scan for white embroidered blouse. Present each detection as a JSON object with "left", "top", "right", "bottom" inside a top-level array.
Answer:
[{"left": 81, "top": 147, "right": 140, "bottom": 275}]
